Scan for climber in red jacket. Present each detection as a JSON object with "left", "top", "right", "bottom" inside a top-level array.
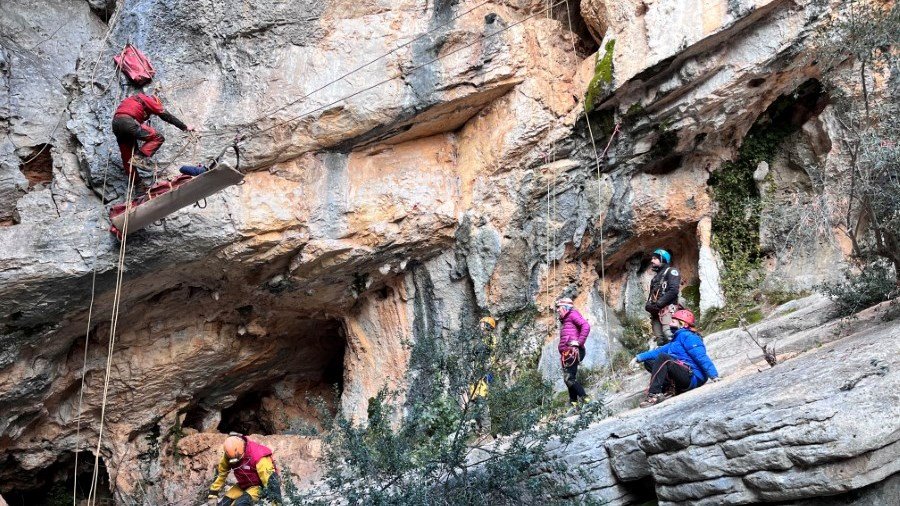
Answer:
[{"left": 111, "top": 88, "right": 195, "bottom": 179}]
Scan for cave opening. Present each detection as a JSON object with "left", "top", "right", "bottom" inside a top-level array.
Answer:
[
  {"left": 0, "top": 452, "right": 112, "bottom": 506},
  {"left": 212, "top": 318, "right": 347, "bottom": 436},
  {"left": 19, "top": 144, "right": 54, "bottom": 189},
  {"left": 550, "top": 0, "right": 600, "bottom": 56},
  {"left": 620, "top": 475, "right": 659, "bottom": 504}
]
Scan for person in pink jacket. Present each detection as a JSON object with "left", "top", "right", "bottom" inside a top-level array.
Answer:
[{"left": 556, "top": 298, "right": 590, "bottom": 408}]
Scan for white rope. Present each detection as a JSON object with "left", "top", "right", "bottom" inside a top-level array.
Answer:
[
  {"left": 563, "top": 0, "right": 614, "bottom": 356},
  {"left": 73, "top": 65, "right": 127, "bottom": 506},
  {"left": 72, "top": 141, "right": 113, "bottom": 506},
  {"left": 87, "top": 148, "right": 136, "bottom": 506}
]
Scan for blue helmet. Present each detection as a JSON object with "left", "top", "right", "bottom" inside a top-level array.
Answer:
[{"left": 652, "top": 249, "right": 671, "bottom": 264}]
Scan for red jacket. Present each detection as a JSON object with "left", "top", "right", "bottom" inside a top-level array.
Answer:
[
  {"left": 114, "top": 93, "right": 165, "bottom": 123},
  {"left": 232, "top": 440, "right": 274, "bottom": 489}
]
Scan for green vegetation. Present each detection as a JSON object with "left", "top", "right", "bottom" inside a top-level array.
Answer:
[
  {"left": 816, "top": 1, "right": 900, "bottom": 289},
  {"left": 681, "top": 283, "right": 700, "bottom": 313},
  {"left": 584, "top": 39, "right": 615, "bottom": 113},
  {"left": 820, "top": 262, "right": 898, "bottom": 317},
  {"left": 625, "top": 102, "right": 645, "bottom": 119},
  {"left": 302, "top": 313, "right": 602, "bottom": 504},
  {"left": 704, "top": 106, "right": 798, "bottom": 332},
  {"left": 578, "top": 314, "right": 649, "bottom": 395},
  {"left": 618, "top": 314, "right": 649, "bottom": 356},
  {"left": 164, "top": 414, "right": 185, "bottom": 464}
]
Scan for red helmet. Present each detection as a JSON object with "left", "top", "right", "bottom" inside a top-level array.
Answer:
[{"left": 672, "top": 309, "right": 696, "bottom": 327}]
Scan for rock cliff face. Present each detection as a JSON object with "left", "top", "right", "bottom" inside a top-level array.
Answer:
[
  {"left": 541, "top": 298, "right": 899, "bottom": 505},
  {"left": 0, "top": 0, "right": 896, "bottom": 504}
]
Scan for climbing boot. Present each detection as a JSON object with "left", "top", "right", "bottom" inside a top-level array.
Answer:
[
  {"left": 639, "top": 393, "right": 669, "bottom": 408},
  {"left": 129, "top": 155, "right": 152, "bottom": 171}
]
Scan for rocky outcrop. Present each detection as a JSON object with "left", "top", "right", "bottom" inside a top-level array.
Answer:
[
  {"left": 541, "top": 300, "right": 900, "bottom": 505},
  {"left": 0, "top": 0, "right": 893, "bottom": 503}
]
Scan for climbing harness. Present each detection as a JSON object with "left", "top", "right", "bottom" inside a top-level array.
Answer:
[
  {"left": 645, "top": 358, "right": 692, "bottom": 396},
  {"left": 560, "top": 347, "right": 582, "bottom": 368}
]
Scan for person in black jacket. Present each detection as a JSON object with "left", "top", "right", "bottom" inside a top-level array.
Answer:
[{"left": 645, "top": 249, "right": 680, "bottom": 346}]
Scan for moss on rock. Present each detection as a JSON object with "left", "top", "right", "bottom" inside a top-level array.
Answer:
[{"left": 584, "top": 39, "right": 615, "bottom": 113}]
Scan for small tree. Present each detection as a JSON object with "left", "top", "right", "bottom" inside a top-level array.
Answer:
[
  {"left": 301, "top": 308, "right": 602, "bottom": 505},
  {"left": 819, "top": 1, "right": 900, "bottom": 288}
]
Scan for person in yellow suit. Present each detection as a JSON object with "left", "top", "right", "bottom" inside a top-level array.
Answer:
[
  {"left": 464, "top": 316, "right": 498, "bottom": 434},
  {"left": 207, "top": 434, "right": 282, "bottom": 506}
]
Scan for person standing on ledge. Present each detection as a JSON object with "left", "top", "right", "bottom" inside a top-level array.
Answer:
[
  {"left": 556, "top": 298, "right": 591, "bottom": 412},
  {"left": 645, "top": 248, "right": 681, "bottom": 346}
]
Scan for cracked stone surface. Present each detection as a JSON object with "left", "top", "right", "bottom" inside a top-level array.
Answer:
[
  {"left": 0, "top": 0, "right": 896, "bottom": 503},
  {"left": 541, "top": 301, "right": 900, "bottom": 505}
]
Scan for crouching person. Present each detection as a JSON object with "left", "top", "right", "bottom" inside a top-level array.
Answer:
[
  {"left": 207, "top": 434, "right": 282, "bottom": 505},
  {"left": 629, "top": 309, "right": 720, "bottom": 408}
]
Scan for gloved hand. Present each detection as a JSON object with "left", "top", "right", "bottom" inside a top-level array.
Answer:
[
  {"left": 568, "top": 340, "right": 580, "bottom": 347},
  {"left": 709, "top": 376, "right": 721, "bottom": 383},
  {"left": 208, "top": 494, "right": 218, "bottom": 506},
  {"left": 186, "top": 124, "right": 197, "bottom": 132},
  {"left": 629, "top": 357, "right": 640, "bottom": 370},
  {"left": 644, "top": 302, "right": 659, "bottom": 313}
]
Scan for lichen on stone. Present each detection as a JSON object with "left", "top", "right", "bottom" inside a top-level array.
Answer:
[{"left": 584, "top": 39, "right": 616, "bottom": 113}]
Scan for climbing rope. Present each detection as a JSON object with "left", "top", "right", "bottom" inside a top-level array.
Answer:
[
  {"left": 72, "top": 71, "right": 127, "bottom": 506},
  {"left": 245, "top": 0, "right": 496, "bottom": 126},
  {"left": 156, "top": 131, "right": 201, "bottom": 176},
  {"left": 132, "top": 1, "right": 569, "bottom": 177},
  {"left": 545, "top": 156, "right": 552, "bottom": 310},
  {"left": 86, "top": 5, "right": 125, "bottom": 98},
  {"left": 229, "top": 0, "right": 570, "bottom": 144},
  {"left": 562, "top": 0, "right": 621, "bottom": 355},
  {"left": 66, "top": 4, "right": 571, "bottom": 498},
  {"left": 71, "top": 152, "right": 111, "bottom": 506},
  {"left": 87, "top": 157, "right": 137, "bottom": 506}
]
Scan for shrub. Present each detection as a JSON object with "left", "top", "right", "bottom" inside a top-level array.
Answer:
[
  {"left": 617, "top": 314, "right": 649, "bottom": 356},
  {"left": 820, "top": 262, "right": 898, "bottom": 316},
  {"left": 302, "top": 316, "right": 603, "bottom": 505}
]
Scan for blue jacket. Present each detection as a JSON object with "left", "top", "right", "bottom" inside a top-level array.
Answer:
[{"left": 636, "top": 328, "right": 719, "bottom": 389}]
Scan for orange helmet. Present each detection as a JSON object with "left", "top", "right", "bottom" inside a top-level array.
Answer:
[
  {"left": 479, "top": 316, "right": 496, "bottom": 330},
  {"left": 672, "top": 309, "right": 696, "bottom": 327},
  {"left": 223, "top": 435, "right": 246, "bottom": 466}
]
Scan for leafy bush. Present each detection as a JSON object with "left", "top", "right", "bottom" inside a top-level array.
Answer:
[
  {"left": 301, "top": 315, "right": 603, "bottom": 505},
  {"left": 617, "top": 314, "right": 649, "bottom": 356},
  {"left": 820, "top": 262, "right": 898, "bottom": 316}
]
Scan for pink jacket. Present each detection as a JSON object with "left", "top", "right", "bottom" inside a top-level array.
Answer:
[{"left": 558, "top": 308, "right": 590, "bottom": 353}]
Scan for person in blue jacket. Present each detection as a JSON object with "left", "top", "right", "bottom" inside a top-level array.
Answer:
[{"left": 629, "top": 308, "right": 721, "bottom": 407}]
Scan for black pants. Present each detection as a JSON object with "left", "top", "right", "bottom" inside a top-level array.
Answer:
[
  {"left": 563, "top": 347, "right": 587, "bottom": 402},
  {"left": 218, "top": 493, "right": 253, "bottom": 506},
  {"left": 644, "top": 353, "right": 692, "bottom": 395}
]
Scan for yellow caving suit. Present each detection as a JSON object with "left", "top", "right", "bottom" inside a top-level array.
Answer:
[{"left": 208, "top": 454, "right": 279, "bottom": 505}]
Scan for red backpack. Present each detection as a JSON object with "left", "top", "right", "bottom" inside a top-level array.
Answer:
[{"left": 114, "top": 44, "right": 155, "bottom": 86}]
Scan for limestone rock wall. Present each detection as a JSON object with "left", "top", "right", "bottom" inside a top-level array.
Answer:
[
  {"left": 0, "top": 0, "right": 891, "bottom": 503},
  {"left": 538, "top": 299, "right": 900, "bottom": 505}
]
